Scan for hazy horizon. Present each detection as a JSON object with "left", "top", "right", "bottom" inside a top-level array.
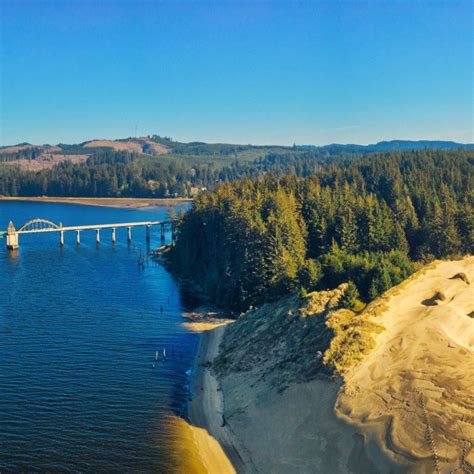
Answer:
[{"left": 1, "top": 134, "right": 474, "bottom": 149}]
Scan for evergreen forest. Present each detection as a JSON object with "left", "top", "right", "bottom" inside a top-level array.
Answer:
[{"left": 168, "top": 149, "right": 473, "bottom": 310}]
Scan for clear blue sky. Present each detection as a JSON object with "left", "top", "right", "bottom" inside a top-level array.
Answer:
[{"left": 0, "top": 0, "right": 472, "bottom": 146}]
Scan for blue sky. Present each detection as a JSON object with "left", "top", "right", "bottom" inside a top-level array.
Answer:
[{"left": 0, "top": 0, "right": 472, "bottom": 146}]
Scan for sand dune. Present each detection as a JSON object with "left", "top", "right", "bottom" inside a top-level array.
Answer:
[
  {"left": 337, "top": 257, "right": 474, "bottom": 473},
  {"left": 210, "top": 257, "right": 474, "bottom": 473}
]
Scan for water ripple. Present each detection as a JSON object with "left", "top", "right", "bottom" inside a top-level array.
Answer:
[{"left": 0, "top": 201, "right": 196, "bottom": 472}]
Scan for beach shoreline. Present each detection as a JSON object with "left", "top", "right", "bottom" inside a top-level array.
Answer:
[
  {"left": 0, "top": 196, "right": 192, "bottom": 209},
  {"left": 186, "top": 321, "right": 251, "bottom": 474}
]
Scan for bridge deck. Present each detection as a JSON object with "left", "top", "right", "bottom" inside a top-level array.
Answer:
[{"left": 17, "top": 220, "right": 166, "bottom": 234}]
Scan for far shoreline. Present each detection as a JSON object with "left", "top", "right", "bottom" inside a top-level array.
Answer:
[{"left": 0, "top": 196, "right": 193, "bottom": 209}]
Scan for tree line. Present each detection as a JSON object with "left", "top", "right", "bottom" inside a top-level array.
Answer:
[
  {"left": 0, "top": 149, "right": 338, "bottom": 198},
  {"left": 168, "top": 149, "right": 473, "bottom": 311}
]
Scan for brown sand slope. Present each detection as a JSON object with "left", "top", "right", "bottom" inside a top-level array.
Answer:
[
  {"left": 337, "top": 257, "right": 474, "bottom": 473},
  {"left": 215, "top": 288, "right": 403, "bottom": 473},
  {"left": 212, "top": 257, "right": 473, "bottom": 473}
]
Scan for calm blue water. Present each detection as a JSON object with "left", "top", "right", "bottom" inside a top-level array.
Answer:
[{"left": 0, "top": 201, "right": 198, "bottom": 472}]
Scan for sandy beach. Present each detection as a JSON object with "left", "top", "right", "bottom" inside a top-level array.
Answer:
[
  {"left": 186, "top": 321, "right": 251, "bottom": 474},
  {"left": 0, "top": 196, "right": 192, "bottom": 209},
  {"left": 184, "top": 302, "right": 402, "bottom": 473}
]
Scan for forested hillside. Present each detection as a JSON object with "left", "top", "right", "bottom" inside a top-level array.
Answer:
[
  {"left": 0, "top": 138, "right": 338, "bottom": 198},
  {"left": 0, "top": 148, "right": 342, "bottom": 197},
  {"left": 1, "top": 136, "right": 472, "bottom": 198},
  {"left": 168, "top": 149, "right": 473, "bottom": 310}
]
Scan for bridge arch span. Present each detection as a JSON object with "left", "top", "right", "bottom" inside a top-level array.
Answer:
[{"left": 18, "top": 218, "right": 61, "bottom": 232}]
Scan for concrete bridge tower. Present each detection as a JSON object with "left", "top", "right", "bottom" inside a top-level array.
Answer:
[{"left": 6, "top": 221, "right": 19, "bottom": 250}]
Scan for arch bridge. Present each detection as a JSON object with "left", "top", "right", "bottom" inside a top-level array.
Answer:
[
  {"left": 17, "top": 218, "right": 61, "bottom": 232},
  {"left": 3, "top": 217, "right": 177, "bottom": 250}
]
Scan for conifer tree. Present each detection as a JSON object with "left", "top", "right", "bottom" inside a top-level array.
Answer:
[
  {"left": 368, "top": 266, "right": 392, "bottom": 300},
  {"left": 339, "top": 280, "right": 360, "bottom": 310}
]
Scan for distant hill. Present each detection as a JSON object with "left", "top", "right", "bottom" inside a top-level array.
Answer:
[
  {"left": 0, "top": 137, "right": 170, "bottom": 171},
  {"left": 0, "top": 143, "right": 61, "bottom": 155},
  {"left": 1, "top": 135, "right": 472, "bottom": 198},
  {"left": 2, "top": 137, "right": 472, "bottom": 159},
  {"left": 81, "top": 138, "right": 168, "bottom": 155},
  {"left": 297, "top": 139, "right": 474, "bottom": 153},
  {"left": 370, "top": 139, "right": 474, "bottom": 150}
]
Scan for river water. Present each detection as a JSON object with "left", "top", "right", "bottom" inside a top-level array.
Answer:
[{"left": 0, "top": 201, "right": 200, "bottom": 472}]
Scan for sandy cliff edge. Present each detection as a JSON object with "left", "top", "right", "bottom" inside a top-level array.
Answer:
[{"left": 208, "top": 257, "right": 473, "bottom": 473}]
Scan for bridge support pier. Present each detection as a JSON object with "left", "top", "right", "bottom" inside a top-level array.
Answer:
[
  {"left": 60, "top": 231, "right": 64, "bottom": 246},
  {"left": 160, "top": 223, "right": 165, "bottom": 243},
  {"left": 6, "top": 221, "right": 19, "bottom": 250},
  {"left": 6, "top": 233, "right": 19, "bottom": 250},
  {"left": 127, "top": 226, "right": 132, "bottom": 243},
  {"left": 146, "top": 225, "right": 151, "bottom": 242},
  {"left": 112, "top": 228, "right": 116, "bottom": 243},
  {"left": 96, "top": 229, "right": 100, "bottom": 244},
  {"left": 76, "top": 230, "right": 81, "bottom": 245}
]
